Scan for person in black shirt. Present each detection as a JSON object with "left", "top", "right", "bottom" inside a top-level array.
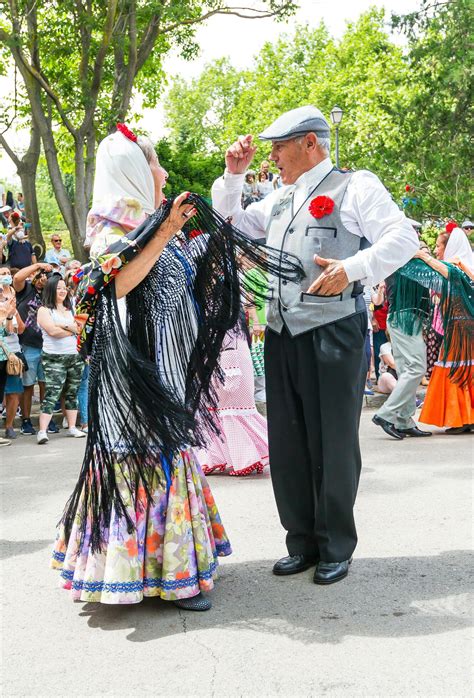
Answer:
[{"left": 13, "top": 262, "right": 53, "bottom": 434}]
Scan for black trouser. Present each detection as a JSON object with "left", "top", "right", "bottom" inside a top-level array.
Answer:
[{"left": 265, "top": 312, "right": 367, "bottom": 562}]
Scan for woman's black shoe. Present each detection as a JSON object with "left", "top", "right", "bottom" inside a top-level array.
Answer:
[{"left": 173, "top": 593, "right": 212, "bottom": 611}]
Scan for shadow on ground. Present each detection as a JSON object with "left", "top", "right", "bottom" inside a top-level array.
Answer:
[
  {"left": 0, "top": 539, "right": 52, "bottom": 560},
  {"left": 77, "top": 550, "right": 473, "bottom": 644}
]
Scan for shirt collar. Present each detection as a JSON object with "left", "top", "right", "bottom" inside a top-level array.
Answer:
[{"left": 294, "top": 157, "right": 334, "bottom": 192}]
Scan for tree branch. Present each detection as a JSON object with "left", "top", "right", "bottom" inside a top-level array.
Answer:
[{"left": 0, "top": 132, "right": 21, "bottom": 168}]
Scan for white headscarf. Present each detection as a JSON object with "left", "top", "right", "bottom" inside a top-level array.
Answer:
[
  {"left": 92, "top": 131, "right": 155, "bottom": 214},
  {"left": 444, "top": 227, "right": 474, "bottom": 272}
]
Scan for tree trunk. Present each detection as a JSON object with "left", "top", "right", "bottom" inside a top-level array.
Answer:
[{"left": 16, "top": 121, "right": 44, "bottom": 250}]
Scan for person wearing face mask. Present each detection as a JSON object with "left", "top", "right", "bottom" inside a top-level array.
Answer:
[
  {"left": 0, "top": 267, "right": 26, "bottom": 440},
  {"left": 6, "top": 212, "right": 36, "bottom": 270},
  {"left": 0, "top": 266, "right": 17, "bottom": 446}
]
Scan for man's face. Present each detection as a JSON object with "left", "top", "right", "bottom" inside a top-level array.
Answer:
[
  {"left": 33, "top": 270, "right": 48, "bottom": 290},
  {"left": 463, "top": 225, "right": 473, "bottom": 236},
  {"left": 269, "top": 137, "right": 312, "bottom": 185},
  {"left": 261, "top": 161, "right": 269, "bottom": 173},
  {"left": 51, "top": 236, "right": 62, "bottom": 249}
]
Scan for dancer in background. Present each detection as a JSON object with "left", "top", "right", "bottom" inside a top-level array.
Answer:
[{"left": 196, "top": 313, "right": 269, "bottom": 477}]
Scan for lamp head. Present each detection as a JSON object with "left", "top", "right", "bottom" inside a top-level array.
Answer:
[{"left": 330, "top": 106, "right": 344, "bottom": 126}]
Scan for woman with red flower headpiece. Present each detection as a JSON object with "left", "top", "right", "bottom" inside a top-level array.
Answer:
[{"left": 51, "top": 123, "right": 302, "bottom": 612}]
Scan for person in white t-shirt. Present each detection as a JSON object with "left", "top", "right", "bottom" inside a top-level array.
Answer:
[{"left": 36, "top": 273, "right": 85, "bottom": 444}]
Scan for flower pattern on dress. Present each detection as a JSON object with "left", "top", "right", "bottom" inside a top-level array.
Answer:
[{"left": 51, "top": 449, "right": 231, "bottom": 603}]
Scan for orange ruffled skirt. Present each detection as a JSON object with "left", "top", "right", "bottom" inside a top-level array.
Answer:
[{"left": 420, "top": 362, "right": 474, "bottom": 428}]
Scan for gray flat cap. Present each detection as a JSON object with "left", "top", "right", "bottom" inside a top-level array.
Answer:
[
  {"left": 462, "top": 219, "right": 474, "bottom": 228},
  {"left": 259, "top": 105, "right": 330, "bottom": 141}
]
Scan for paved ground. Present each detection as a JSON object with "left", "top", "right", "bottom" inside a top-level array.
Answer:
[{"left": 1, "top": 410, "right": 472, "bottom": 697}]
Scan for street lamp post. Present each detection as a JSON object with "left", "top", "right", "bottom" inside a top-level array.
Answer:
[{"left": 330, "top": 106, "right": 344, "bottom": 168}]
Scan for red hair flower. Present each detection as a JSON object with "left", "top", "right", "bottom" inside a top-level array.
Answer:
[
  {"left": 116, "top": 122, "right": 137, "bottom": 143},
  {"left": 405, "top": 184, "right": 411, "bottom": 192},
  {"left": 445, "top": 220, "right": 458, "bottom": 234},
  {"left": 309, "top": 195, "right": 335, "bottom": 219}
]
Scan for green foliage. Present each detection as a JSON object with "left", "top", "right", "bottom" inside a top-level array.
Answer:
[
  {"left": 420, "top": 224, "right": 441, "bottom": 251},
  {"left": 156, "top": 139, "right": 223, "bottom": 199},
  {"left": 35, "top": 162, "right": 65, "bottom": 231},
  {"left": 164, "top": 5, "right": 473, "bottom": 217}
]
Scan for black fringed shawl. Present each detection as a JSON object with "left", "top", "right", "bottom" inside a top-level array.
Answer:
[
  {"left": 62, "top": 194, "right": 305, "bottom": 552},
  {"left": 389, "top": 259, "right": 474, "bottom": 387}
]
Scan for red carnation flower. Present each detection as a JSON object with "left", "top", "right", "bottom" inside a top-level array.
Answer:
[
  {"left": 309, "top": 195, "right": 335, "bottom": 219},
  {"left": 405, "top": 184, "right": 411, "bottom": 192},
  {"left": 116, "top": 122, "right": 137, "bottom": 143},
  {"left": 446, "top": 220, "right": 458, "bottom": 234},
  {"left": 87, "top": 285, "right": 97, "bottom": 295}
]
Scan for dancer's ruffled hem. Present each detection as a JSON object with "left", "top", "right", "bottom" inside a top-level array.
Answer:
[{"left": 51, "top": 449, "right": 232, "bottom": 603}]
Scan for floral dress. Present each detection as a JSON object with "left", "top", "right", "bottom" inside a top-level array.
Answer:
[{"left": 51, "top": 198, "right": 232, "bottom": 603}]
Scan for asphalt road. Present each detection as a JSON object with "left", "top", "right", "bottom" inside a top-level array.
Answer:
[{"left": 1, "top": 411, "right": 472, "bottom": 697}]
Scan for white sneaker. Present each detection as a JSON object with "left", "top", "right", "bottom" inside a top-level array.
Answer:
[
  {"left": 37, "top": 431, "right": 49, "bottom": 445},
  {"left": 62, "top": 417, "right": 68, "bottom": 429},
  {"left": 67, "top": 427, "right": 86, "bottom": 438},
  {"left": 0, "top": 436, "right": 11, "bottom": 447}
]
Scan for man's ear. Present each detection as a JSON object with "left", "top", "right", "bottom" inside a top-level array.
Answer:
[{"left": 305, "top": 132, "right": 318, "bottom": 151}]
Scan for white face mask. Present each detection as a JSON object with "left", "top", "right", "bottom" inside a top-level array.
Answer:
[
  {"left": 0, "top": 275, "right": 12, "bottom": 286},
  {"left": 15, "top": 230, "right": 26, "bottom": 240}
]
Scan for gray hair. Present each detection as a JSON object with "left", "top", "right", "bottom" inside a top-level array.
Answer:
[
  {"left": 295, "top": 134, "right": 330, "bottom": 155},
  {"left": 136, "top": 135, "right": 156, "bottom": 164}
]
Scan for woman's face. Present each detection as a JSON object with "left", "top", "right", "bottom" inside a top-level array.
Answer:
[
  {"left": 56, "top": 280, "right": 68, "bottom": 304},
  {"left": 149, "top": 153, "right": 168, "bottom": 207},
  {"left": 435, "top": 236, "right": 447, "bottom": 260}
]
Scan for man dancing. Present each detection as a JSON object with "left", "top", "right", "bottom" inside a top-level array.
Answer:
[{"left": 212, "top": 106, "right": 418, "bottom": 584}]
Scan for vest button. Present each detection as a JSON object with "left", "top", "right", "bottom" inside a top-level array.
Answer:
[
  {"left": 282, "top": 280, "right": 287, "bottom": 285},
  {"left": 288, "top": 228, "right": 294, "bottom": 234},
  {"left": 282, "top": 307, "right": 288, "bottom": 312}
]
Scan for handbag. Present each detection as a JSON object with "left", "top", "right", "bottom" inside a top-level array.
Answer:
[
  {"left": 0, "top": 338, "right": 25, "bottom": 376},
  {"left": 250, "top": 336, "right": 265, "bottom": 377}
]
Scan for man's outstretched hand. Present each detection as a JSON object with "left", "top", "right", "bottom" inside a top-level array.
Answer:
[
  {"left": 225, "top": 134, "right": 257, "bottom": 175},
  {"left": 307, "top": 255, "right": 349, "bottom": 296}
]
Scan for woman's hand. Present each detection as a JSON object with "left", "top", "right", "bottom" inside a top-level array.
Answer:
[
  {"left": 252, "top": 323, "right": 265, "bottom": 337},
  {"left": 156, "top": 192, "right": 196, "bottom": 242},
  {"left": 413, "top": 249, "right": 432, "bottom": 264}
]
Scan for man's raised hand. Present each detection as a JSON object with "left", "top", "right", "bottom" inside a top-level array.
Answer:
[{"left": 225, "top": 135, "right": 257, "bottom": 175}]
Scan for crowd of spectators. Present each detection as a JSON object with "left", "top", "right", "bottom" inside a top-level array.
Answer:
[
  {"left": 241, "top": 160, "right": 281, "bottom": 208},
  {"left": 0, "top": 206, "right": 87, "bottom": 446}
]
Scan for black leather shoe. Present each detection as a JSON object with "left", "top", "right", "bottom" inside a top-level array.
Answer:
[
  {"left": 372, "top": 414, "right": 405, "bottom": 440},
  {"left": 313, "top": 558, "right": 352, "bottom": 585},
  {"left": 273, "top": 554, "right": 318, "bottom": 576},
  {"left": 398, "top": 426, "right": 432, "bottom": 437}
]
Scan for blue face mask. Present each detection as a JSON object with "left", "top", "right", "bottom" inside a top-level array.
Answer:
[{"left": 0, "top": 275, "right": 12, "bottom": 286}]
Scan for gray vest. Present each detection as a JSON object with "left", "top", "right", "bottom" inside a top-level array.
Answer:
[{"left": 266, "top": 168, "right": 364, "bottom": 336}]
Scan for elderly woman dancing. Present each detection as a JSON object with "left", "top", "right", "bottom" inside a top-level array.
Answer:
[{"left": 51, "top": 124, "right": 303, "bottom": 611}]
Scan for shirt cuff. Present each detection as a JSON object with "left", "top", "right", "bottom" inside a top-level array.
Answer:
[
  {"left": 223, "top": 170, "right": 246, "bottom": 189},
  {"left": 342, "top": 253, "right": 370, "bottom": 284}
]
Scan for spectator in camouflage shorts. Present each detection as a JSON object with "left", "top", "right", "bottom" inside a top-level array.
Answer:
[{"left": 36, "top": 274, "right": 86, "bottom": 445}]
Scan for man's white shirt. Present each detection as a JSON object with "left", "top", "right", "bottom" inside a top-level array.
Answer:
[{"left": 211, "top": 158, "right": 419, "bottom": 286}]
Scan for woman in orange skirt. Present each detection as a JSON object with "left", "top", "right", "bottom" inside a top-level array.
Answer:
[{"left": 415, "top": 227, "right": 474, "bottom": 434}]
